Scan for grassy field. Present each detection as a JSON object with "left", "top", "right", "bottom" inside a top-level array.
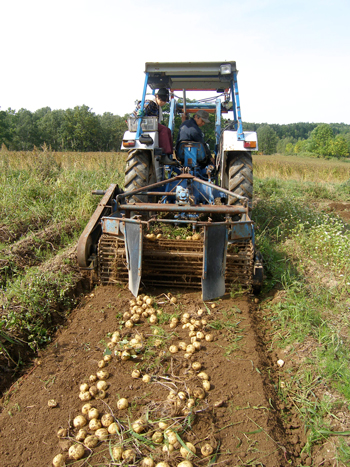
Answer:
[{"left": 1, "top": 149, "right": 350, "bottom": 464}]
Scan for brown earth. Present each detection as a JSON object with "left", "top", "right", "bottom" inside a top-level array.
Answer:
[
  {"left": 1, "top": 199, "right": 349, "bottom": 467},
  {"left": 328, "top": 202, "right": 350, "bottom": 222},
  {"left": 0, "top": 285, "right": 307, "bottom": 467}
]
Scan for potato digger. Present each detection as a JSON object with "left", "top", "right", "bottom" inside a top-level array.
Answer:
[{"left": 77, "top": 61, "right": 263, "bottom": 300}]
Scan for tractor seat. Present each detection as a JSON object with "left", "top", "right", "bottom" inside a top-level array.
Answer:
[{"left": 175, "top": 141, "right": 211, "bottom": 167}]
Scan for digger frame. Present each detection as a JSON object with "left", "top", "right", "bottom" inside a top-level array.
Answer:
[{"left": 77, "top": 62, "right": 263, "bottom": 300}]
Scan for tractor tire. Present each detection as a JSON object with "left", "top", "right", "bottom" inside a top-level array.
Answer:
[
  {"left": 227, "top": 152, "right": 253, "bottom": 209},
  {"left": 124, "top": 150, "right": 155, "bottom": 203}
]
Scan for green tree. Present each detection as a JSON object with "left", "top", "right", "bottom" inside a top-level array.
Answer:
[
  {"left": 0, "top": 109, "right": 11, "bottom": 146},
  {"left": 276, "top": 136, "right": 294, "bottom": 154},
  {"left": 308, "top": 124, "right": 334, "bottom": 156},
  {"left": 37, "top": 109, "right": 65, "bottom": 150},
  {"left": 257, "top": 125, "right": 277, "bottom": 155},
  {"left": 61, "top": 105, "right": 101, "bottom": 151},
  {"left": 329, "top": 134, "right": 349, "bottom": 158},
  {"left": 98, "top": 112, "right": 127, "bottom": 151}
]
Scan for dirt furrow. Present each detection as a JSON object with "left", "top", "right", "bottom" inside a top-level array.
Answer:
[{"left": 0, "top": 285, "right": 308, "bottom": 467}]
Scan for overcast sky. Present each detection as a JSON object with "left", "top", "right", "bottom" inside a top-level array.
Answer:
[{"left": 1, "top": 0, "right": 349, "bottom": 124}]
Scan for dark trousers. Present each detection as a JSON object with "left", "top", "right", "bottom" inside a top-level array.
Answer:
[{"left": 158, "top": 124, "right": 173, "bottom": 155}]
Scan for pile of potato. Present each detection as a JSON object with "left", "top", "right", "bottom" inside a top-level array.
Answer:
[{"left": 52, "top": 294, "right": 217, "bottom": 467}]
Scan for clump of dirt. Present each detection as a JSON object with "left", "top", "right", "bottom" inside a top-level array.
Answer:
[
  {"left": 0, "top": 219, "right": 82, "bottom": 285},
  {"left": 328, "top": 202, "right": 350, "bottom": 222},
  {"left": 0, "top": 286, "right": 299, "bottom": 467},
  {"left": 0, "top": 246, "right": 90, "bottom": 392}
]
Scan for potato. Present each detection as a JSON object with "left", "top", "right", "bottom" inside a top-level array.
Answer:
[
  {"left": 177, "top": 461, "right": 193, "bottom": 467},
  {"left": 132, "top": 418, "right": 147, "bottom": 434},
  {"left": 108, "top": 422, "right": 120, "bottom": 434},
  {"left": 89, "top": 418, "right": 102, "bottom": 431},
  {"left": 122, "top": 449, "right": 135, "bottom": 462},
  {"left": 96, "top": 369, "right": 109, "bottom": 380},
  {"left": 76, "top": 428, "right": 88, "bottom": 441},
  {"left": 151, "top": 431, "right": 163, "bottom": 443},
  {"left": 117, "top": 398, "right": 129, "bottom": 410},
  {"left": 80, "top": 383, "right": 89, "bottom": 392},
  {"left": 56, "top": 428, "right": 67, "bottom": 438},
  {"left": 52, "top": 453, "right": 66, "bottom": 467},
  {"left": 112, "top": 446, "right": 123, "bottom": 460},
  {"left": 73, "top": 415, "right": 87, "bottom": 429},
  {"left": 96, "top": 380, "right": 109, "bottom": 391},
  {"left": 81, "top": 403, "right": 93, "bottom": 415},
  {"left": 88, "top": 407, "right": 99, "bottom": 420},
  {"left": 84, "top": 435, "right": 99, "bottom": 448},
  {"left": 95, "top": 428, "right": 109, "bottom": 441},
  {"left": 101, "top": 413, "right": 114, "bottom": 427},
  {"left": 68, "top": 444, "right": 85, "bottom": 460},
  {"left": 180, "top": 442, "right": 196, "bottom": 459},
  {"left": 141, "top": 458, "right": 155, "bottom": 467},
  {"left": 201, "top": 443, "right": 214, "bottom": 457}
]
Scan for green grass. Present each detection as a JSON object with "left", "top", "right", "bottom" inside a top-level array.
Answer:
[{"left": 253, "top": 176, "right": 350, "bottom": 463}]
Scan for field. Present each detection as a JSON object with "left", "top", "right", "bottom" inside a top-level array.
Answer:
[{"left": 0, "top": 149, "right": 350, "bottom": 467}]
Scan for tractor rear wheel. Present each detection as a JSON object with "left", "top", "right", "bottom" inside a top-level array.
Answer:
[
  {"left": 227, "top": 153, "right": 253, "bottom": 210},
  {"left": 124, "top": 150, "right": 155, "bottom": 203}
]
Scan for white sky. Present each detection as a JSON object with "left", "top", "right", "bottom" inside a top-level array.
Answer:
[{"left": 1, "top": 0, "right": 350, "bottom": 124}]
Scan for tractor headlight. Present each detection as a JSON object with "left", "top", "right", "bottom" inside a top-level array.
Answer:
[{"left": 220, "top": 64, "right": 232, "bottom": 75}]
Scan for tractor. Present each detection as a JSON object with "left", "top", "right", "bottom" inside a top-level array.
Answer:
[{"left": 77, "top": 61, "right": 263, "bottom": 300}]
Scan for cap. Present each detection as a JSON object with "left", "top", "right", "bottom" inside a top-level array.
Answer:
[{"left": 195, "top": 110, "right": 210, "bottom": 123}]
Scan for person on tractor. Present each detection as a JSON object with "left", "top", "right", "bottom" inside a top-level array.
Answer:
[
  {"left": 134, "top": 88, "right": 173, "bottom": 155},
  {"left": 176, "top": 110, "right": 212, "bottom": 161}
]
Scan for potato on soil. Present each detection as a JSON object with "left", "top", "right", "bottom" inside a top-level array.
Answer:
[
  {"left": 201, "top": 443, "right": 214, "bottom": 456},
  {"left": 73, "top": 415, "right": 87, "bottom": 429},
  {"left": 88, "top": 407, "right": 99, "bottom": 420},
  {"left": 177, "top": 461, "right": 193, "bottom": 467},
  {"left": 152, "top": 431, "right": 163, "bottom": 443},
  {"left": 96, "top": 369, "right": 109, "bottom": 380},
  {"left": 79, "top": 391, "right": 91, "bottom": 401},
  {"left": 76, "top": 428, "right": 88, "bottom": 441},
  {"left": 68, "top": 444, "right": 85, "bottom": 460},
  {"left": 81, "top": 403, "right": 93, "bottom": 415},
  {"left": 95, "top": 428, "right": 109, "bottom": 440},
  {"left": 132, "top": 418, "right": 148, "bottom": 433},
  {"left": 108, "top": 422, "right": 120, "bottom": 434},
  {"left": 101, "top": 413, "right": 114, "bottom": 427},
  {"left": 117, "top": 397, "right": 129, "bottom": 409},
  {"left": 57, "top": 428, "right": 67, "bottom": 438},
  {"left": 84, "top": 435, "right": 99, "bottom": 448},
  {"left": 180, "top": 442, "right": 196, "bottom": 459},
  {"left": 111, "top": 445, "right": 123, "bottom": 460},
  {"left": 122, "top": 449, "right": 135, "bottom": 462},
  {"left": 52, "top": 453, "right": 66, "bottom": 467},
  {"left": 140, "top": 458, "right": 155, "bottom": 467},
  {"left": 89, "top": 418, "right": 102, "bottom": 431}
]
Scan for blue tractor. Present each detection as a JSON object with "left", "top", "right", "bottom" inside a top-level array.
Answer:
[{"left": 77, "top": 62, "right": 263, "bottom": 300}]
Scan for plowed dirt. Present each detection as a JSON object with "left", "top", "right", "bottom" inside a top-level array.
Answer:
[{"left": 0, "top": 285, "right": 308, "bottom": 467}]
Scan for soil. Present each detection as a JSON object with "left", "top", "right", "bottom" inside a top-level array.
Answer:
[
  {"left": 0, "top": 284, "right": 308, "bottom": 467},
  {"left": 0, "top": 200, "right": 349, "bottom": 467},
  {"left": 328, "top": 202, "right": 350, "bottom": 222}
]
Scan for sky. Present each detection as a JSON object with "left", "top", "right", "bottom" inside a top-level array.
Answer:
[{"left": 1, "top": 0, "right": 350, "bottom": 125}]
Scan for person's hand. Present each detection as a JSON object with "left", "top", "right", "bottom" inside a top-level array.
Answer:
[
  {"left": 137, "top": 109, "right": 144, "bottom": 117},
  {"left": 181, "top": 113, "right": 187, "bottom": 122}
]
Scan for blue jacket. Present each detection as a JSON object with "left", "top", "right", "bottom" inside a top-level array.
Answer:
[{"left": 177, "top": 117, "right": 205, "bottom": 145}]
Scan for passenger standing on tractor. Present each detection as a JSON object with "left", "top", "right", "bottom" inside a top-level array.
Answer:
[
  {"left": 176, "top": 110, "right": 212, "bottom": 159},
  {"left": 134, "top": 88, "right": 173, "bottom": 155}
]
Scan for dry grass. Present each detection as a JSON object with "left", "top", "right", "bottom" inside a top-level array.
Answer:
[{"left": 253, "top": 154, "right": 350, "bottom": 183}]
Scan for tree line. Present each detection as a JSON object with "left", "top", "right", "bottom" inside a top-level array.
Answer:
[
  {"left": 250, "top": 122, "right": 350, "bottom": 158},
  {"left": 0, "top": 106, "right": 128, "bottom": 152},
  {"left": 1, "top": 105, "right": 349, "bottom": 158}
]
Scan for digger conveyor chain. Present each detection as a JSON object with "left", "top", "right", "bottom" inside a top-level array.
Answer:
[{"left": 97, "top": 234, "right": 254, "bottom": 289}]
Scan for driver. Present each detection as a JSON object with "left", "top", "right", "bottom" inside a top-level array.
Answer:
[{"left": 176, "top": 110, "right": 212, "bottom": 159}]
